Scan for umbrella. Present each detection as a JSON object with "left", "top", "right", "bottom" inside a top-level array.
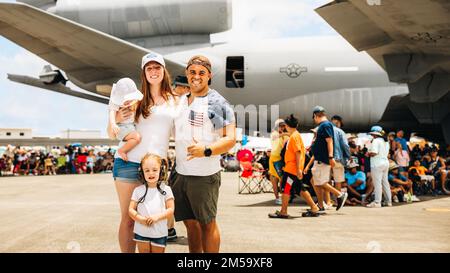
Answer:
[{"left": 237, "top": 149, "right": 253, "bottom": 162}]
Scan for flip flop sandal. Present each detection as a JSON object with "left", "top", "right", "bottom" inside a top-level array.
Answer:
[
  {"left": 306, "top": 208, "right": 326, "bottom": 214},
  {"left": 302, "top": 211, "right": 320, "bottom": 217},
  {"left": 268, "top": 211, "right": 290, "bottom": 219}
]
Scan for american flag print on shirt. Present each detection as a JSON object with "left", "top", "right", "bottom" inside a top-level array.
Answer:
[{"left": 189, "top": 110, "right": 204, "bottom": 127}]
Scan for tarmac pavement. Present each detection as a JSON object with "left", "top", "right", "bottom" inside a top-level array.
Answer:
[{"left": 0, "top": 173, "right": 449, "bottom": 253}]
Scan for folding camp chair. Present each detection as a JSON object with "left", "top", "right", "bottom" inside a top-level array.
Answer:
[
  {"left": 258, "top": 169, "right": 274, "bottom": 193},
  {"left": 238, "top": 161, "right": 263, "bottom": 194}
]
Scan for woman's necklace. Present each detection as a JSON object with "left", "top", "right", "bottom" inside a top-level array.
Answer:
[{"left": 152, "top": 96, "right": 165, "bottom": 107}]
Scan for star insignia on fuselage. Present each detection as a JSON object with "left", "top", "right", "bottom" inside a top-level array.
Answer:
[{"left": 280, "top": 63, "right": 308, "bottom": 78}]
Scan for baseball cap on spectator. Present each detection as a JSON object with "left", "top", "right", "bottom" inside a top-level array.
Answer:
[
  {"left": 173, "top": 75, "right": 189, "bottom": 87},
  {"left": 346, "top": 161, "right": 359, "bottom": 169},
  {"left": 369, "top": 125, "right": 384, "bottom": 137},
  {"left": 110, "top": 78, "right": 143, "bottom": 106},
  {"left": 141, "top": 52, "right": 165, "bottom": 69},
  {"left": 312, "top": 105, "right": 326, "bottom": 114},
  {"left": 274, "top": 119, "right": 286, "bottom": 129},
  {"left": 312, "top": 105, "right": 326, "bottom": 118}
]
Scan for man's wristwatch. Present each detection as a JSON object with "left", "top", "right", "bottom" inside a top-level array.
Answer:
[
  {"left": 204, "top": 147, "right": 212, "bottom": 157},
  {"left": 329, "top": 156, "right": 334, "bottom": 159}
]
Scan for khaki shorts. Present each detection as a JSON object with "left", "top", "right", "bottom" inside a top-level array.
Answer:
[
  {"left": 419, "top": 175, "right": 435, "bottom": 182},
  {"left": 312, "top": 161, "right": 331, "bottom": 186},
  {"left": 332, "top": 161, "right": 345, "bottom": 183},
  {"left": 312, "top": 161, "right": 346, "bottom": 185},
  {"left": 171, "top": 171, "right": 221, "bottom": 225}
]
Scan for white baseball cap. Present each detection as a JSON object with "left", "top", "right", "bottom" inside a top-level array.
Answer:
[
  {"left": 110, "top": 78, "right": 143, "bottom": 106},
  {"left": 274, "top": 119, "right": 285, "bottom": 129},
  {"left": 346, "top": 161, "right": 359, "bottom": 169},
  {"left": 141, "top": 52, "right": 165, "bottom": 69}
]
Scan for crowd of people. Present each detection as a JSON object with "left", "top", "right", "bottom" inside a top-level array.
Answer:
[
  {"left": 346, "top": 130, "right": 450, "bottom": 203},
  {"left": 0, "top": 144, "right": 115, "bottom": 176},
  {"left": 3, "top": 122, "right": 448, "bottom": 207},
  {"left": 233, "top": 109, "right": 450, "bottom": 217},
  {"left": 1, "top": 46, "right": 447, "bottom": 253}
]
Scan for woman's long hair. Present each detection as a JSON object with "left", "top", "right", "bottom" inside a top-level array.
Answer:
[{"left": 135, "top": 65, "right": 176, "bottom": 123}]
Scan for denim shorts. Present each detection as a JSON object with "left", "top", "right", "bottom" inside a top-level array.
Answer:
[
  {"left": 112, "top": 158, "right": 140, "bottom": 183},
  {"left": 133, "top": 233, "right": 167, "bottom": 247}
]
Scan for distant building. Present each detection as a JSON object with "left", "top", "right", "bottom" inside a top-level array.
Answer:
[
  {"left": 60, "top": 129, "right": 102, "bottom": 139},
  {"left": 0, "top": 128, "right": 32, "bottom": 139},
  {"left": 0, "top": 128, "right": 115, "bottom": 147}
]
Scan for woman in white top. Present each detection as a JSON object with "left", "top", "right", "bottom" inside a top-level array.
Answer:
[
  {"left": 366, "top": 126, "right": 392, "bottom": 208},
  {"left": 107, "top": 52, "right": 176, "bottom": 253}
]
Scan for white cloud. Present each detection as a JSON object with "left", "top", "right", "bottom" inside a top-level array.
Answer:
[
  {"left": 0, "top": 49, "right": 47, "bottom": 76},
  {"left": 212, "top": 0, "right": 336, "bottom": 42}
]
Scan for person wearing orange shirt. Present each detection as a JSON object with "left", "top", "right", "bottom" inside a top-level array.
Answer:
[
  {"left": 409, "top": 159, "right": 436, "bottom": 189},
  {"left": 269, "top": 115, "right": 320, "bottom": 218}
]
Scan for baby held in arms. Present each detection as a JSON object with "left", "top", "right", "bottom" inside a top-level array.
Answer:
[{"left": 109, "top": 78, "right": 143, "bottom": 161}]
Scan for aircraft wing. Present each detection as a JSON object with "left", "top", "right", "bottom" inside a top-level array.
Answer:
[
  {"left": 316, "top": 0, "right": 450, "bottom": 143},
  {"left": 316, "top": 0, "right": 450, "bottom": 99},
  {"left": 0, "top": 2, "right": 185, "bottom": 95},
  {"left": 7, "top": 74, "right": 109, "bottom": 104}
]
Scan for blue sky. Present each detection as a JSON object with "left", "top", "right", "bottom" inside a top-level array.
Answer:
[{"left": 0, "top": 0, "right": 335, "bottom": 137}]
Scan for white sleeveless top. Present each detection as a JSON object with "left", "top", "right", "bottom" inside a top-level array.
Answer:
[{"left": 115, "top": 98, "right": 176, "bottom": 163}]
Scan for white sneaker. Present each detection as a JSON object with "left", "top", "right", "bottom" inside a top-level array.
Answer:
[
  {"left": 411, "top": 195, "right": 421, "bottom": 202},
  {"left": 275, "top": 198, "right": 282, "bottom": 205},
  {"left": 392, "top": 196, "right": 399, "bottom": 203},
  {"left": 323, "top": 202, "right": 334, "bottom": 210},
  {"left": 366, "top": 202, "right": 382, "bottom": 208},
  {"left": 385, "top": 202, "right": 393, "bottom": 207}
]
